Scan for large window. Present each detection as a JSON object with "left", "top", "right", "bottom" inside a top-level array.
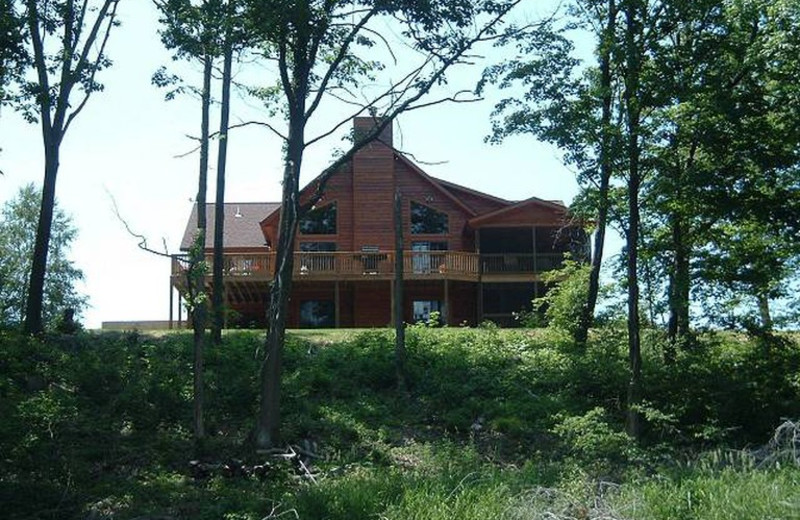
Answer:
[
  {"left": 300, "top": 202, "right": 337, "bottom": 235},
  {"left": 411, "top": 241, "right": 447, "bottom": 273},
  {"left": 413, "top": 300, "right": 443, "bottom": 324},
  {"left": 300, "top": 242, "right": 337, "bottom": 252},
  {"left": 300, "top": 300, "right": 335, "bottom": 328},
  {"left": 411, "top": 201, "right": 448, "bottom": 234},
  {"left": 299, "top": 242, "right": 336, "bottom": 272}
]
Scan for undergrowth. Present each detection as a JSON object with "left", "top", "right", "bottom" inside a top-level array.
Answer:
[{"left": 0, "top": 327, "right": 798, "bottom": 519}]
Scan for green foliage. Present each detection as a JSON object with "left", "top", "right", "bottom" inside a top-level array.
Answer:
[
  {"left": 0, "top": 183, "right": 86, "bottom": 329},
  {"left": 153, "top": 0, "right": 251, "bottom": 100},
  {"left": 482, "top": 0, "right": 800, "bottom": 333},
  {"left": 0, "top": 328, "right": 798, "bottom": 518},
  {"left": 7, "top": 0, "right": 121, "bottom": 124},
  {"left": 0, "top": 0, "right": 26, "bottom": 104},
  {"left": 552, "top": 407, "right": 636, "bottom": 477},
  {"left": 618, "top": 466, "right": 800, "bottom": 520},
  {"left": 518, "top": 257, "right": 591, "bottom": 337}
]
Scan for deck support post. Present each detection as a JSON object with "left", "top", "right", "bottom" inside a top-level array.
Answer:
[
  {"left": 223, "top": 284, "right": 229, "bottom": 329},
  {"left": 169, "top": 283, "right": 174, "bottom": 330},
  {"left": 443, "top": 279, "right": 450, "bottom": 325},
  {"left": 389, "top": 280, "right": 395, "bottom": 326},
  {"left": 335, "top": 281, "right": 341, "bottom": 328},
  {"left": 477, "top": 281, "right": 483, "bottom": 324}
]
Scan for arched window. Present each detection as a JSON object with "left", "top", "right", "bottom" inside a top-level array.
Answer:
[
  {"left": 410, "top": 201, "right": 448, "bottom": 234},
  {"left": 300, "top": 202, "right": 337, "bottom": 235}
]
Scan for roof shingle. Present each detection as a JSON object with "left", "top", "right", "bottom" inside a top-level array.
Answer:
[{"left": 180, "top": 202, "right": 280, "bottom": 250}]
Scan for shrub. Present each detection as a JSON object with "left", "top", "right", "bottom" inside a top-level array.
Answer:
[{"left": 518, "top": 257, "right": 591, "bottom": 337}]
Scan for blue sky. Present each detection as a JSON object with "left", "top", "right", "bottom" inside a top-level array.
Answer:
[{"left": 0, "top": 0, "right": 595, "bottom": 328}]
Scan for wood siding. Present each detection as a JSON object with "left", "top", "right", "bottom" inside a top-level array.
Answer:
[
  {"left": 354, "top": 281, "right": 392, "bottom": 327},
  {"left": 395, "top": 158, "right": 475, "bottom": 252},
  {"left": 176, "top": 118, "right": 580, "bottom": 329}
]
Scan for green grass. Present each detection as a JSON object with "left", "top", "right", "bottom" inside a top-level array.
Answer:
[{"left": 1, "top": 327, "right": 799, "bottom": 519}]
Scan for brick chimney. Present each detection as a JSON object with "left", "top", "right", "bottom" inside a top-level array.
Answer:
[
  {"left": 353, "top": 116, "right": 393, "bottom": 149},
  {"left": 352, "top": 117, "right": 395, "bottom": 250}
]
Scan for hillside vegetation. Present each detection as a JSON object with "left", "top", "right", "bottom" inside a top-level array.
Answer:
[{"left": 1, "top": 326, "right": 799, "bottom": 519}]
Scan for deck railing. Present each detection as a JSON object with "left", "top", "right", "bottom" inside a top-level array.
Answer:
[
  {"left": 479, "top": 253, "right": 563, "bottom": 275},
  {"left": 295, "top": 252, "right": 392, "bottom": 277},
  {"left": 171, "top": 251, "right": 563, "bottom": 281}
]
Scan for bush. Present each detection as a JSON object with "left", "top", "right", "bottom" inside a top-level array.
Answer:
[{"left": 518, "top": 257, "right": 591, "bottom": 337}]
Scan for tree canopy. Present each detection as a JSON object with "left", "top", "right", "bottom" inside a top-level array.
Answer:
[
  {"left": 0, "top": 184, "right": 86, "bottom": 329},
  {"left": 0, "top": 0, "right": 25, "bottom": 102},
  {"left": 483, "top": 0, "right": 800, "bottom": 336}
]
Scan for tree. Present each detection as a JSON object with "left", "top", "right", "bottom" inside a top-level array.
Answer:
[
  {"left": 620, "top": 0, "right": 645, "bottom": 439},
  {"left": 155, "top": 0, "right": 252, "bottom": 442},
  {"left": 246, "top": 0, "right": 523, "bottom": 449},
  {"left": 155, "top": 0, "right": 250, "bottom": 349},
  {"left": 479, "top": 0, "right": 621, "bottom": 346},
  {"left": 393, "top": 188, "right": 407, "bottom": 390},
  {"left": 481, "top": 0, "right": 649, "bottom": 438},
  {"left": 155, "top": 0, "right": 231, "bottom": 443},
  {"left": 0, "top": 184, "right": 86, "bottom": 329},
  {"left": 636, "top": 0, "right": 800, "bottom": 340},
  {"left": 8, "top": 0, "right": 121, "bottom": 335},
  {"left": 482, "top": 0, "right": 800, "bottom": 439},
  {"left": 0, "top": 0, "right": 25, "bottom": 103},
  {"left": 211, "top": 0, "right": 248, "bottom": 345}
]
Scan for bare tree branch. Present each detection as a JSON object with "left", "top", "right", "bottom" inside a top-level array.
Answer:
[
  {"left": 305, "top": 7, "right": 380, "bottom": 121},
  {"left": 107, "top": 189, "right": 173, "bottom": 259},
  {"left": 64, "top": 0, "right": 120, "bottom": 134},
  {"left": 300, "top": 0, "right": 525, "bottom": 210},
  {"left": 174, "top": 118, "right": 287, "bottom": 159},
  {"left": 403, "top": 90, "right": 482, "bottom": 112}
]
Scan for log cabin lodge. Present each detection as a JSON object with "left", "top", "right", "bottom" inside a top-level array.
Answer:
[{"left": 170, "top": 118, "right": 587, "bottom": 329}]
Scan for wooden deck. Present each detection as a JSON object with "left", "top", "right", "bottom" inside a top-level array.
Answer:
[{"left": 170, "top": 251, "right": 563, "bottom": 288}]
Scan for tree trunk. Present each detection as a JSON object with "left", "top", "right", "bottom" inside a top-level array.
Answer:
[
  {"left": 23, "top": 0, "right": 63, "bottom": 335},
  {"left": 191, "top": 53, "right": 213, "bottom": 444},
  {"left": 256, "top": 115, "right": 305, "bottom": 450},
  {"left": 394, "top": 189, "right": 407, "bottom": 390},
  {"left": 212, "top": 31, "right": 234, "bottom": 345},
  {"left": 24, "top": 134, "right": 60, "bottom": 334},
  {"left": 758, "top": 293, "right": 772, "bottom": 331},
  {"left": 21, "top": 0, "right": 119, "bottom": 334},
  {"left": 666, "top": 214, "right": 690, "bottom": 359},
  {"left": 576, "top": 0, "right": 617, "bottom": 347},
  {"left": 623, "top": 0, "right": 643, "bottom": 441}
]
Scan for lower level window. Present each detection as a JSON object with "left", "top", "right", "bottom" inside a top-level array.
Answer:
[
  {"left": 300, "top": 300, "right": 335, "bottom": 328},
  {"left": 413, "top": 300, "right": 443, "bottom": 324}
]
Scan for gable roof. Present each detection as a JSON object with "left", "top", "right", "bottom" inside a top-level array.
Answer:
[
  {"left": 435, "top": 177, "right": 511, "bottom": 205},
  {"left": 434, "top": 178, "right": 511, "bottom": 214},
  {"left": 259, "top": 149, "right": 485, "bottom": 230},
  {"left": 467, "top": 196, "right": 569, "bottom": 228},
  {"left": 393, "top": 152, "right": 479, "bottom": 217},
  {"left": 180, "top": 202, "right": 279, "bottom": 250}
]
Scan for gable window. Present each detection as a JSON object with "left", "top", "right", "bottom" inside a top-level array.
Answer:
[
  {"left": 300, "top": 202, "right": 337, "bottom": 235},
  {"left": 410, "top": 201, "right": 448, "bottom": 234}
]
